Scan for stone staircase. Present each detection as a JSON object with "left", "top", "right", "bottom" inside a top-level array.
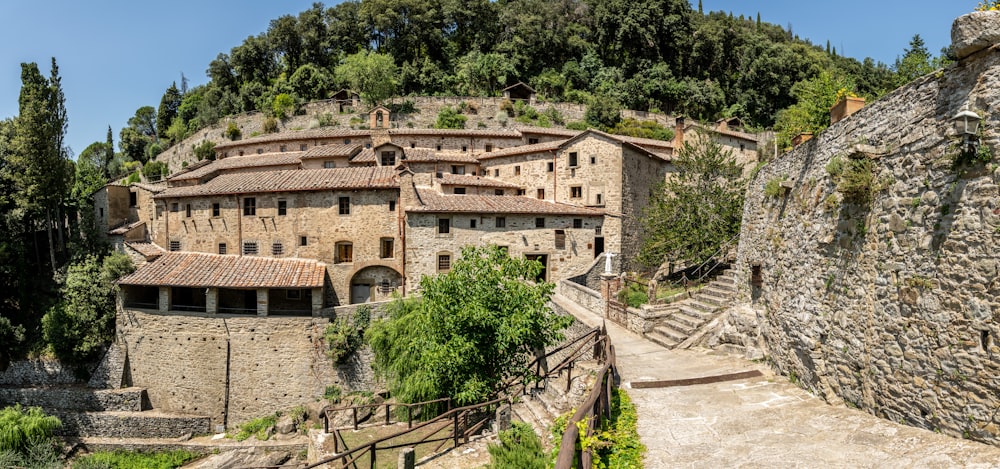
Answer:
[
  {"left": 510, "top": 360, "right": 598, "bottom": 444},
  {"left": 646, "top": 269, "right": 740, "bottom": 349}
]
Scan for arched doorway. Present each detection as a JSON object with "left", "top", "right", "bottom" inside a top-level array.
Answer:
[{"left": 350, "top": 266, "right": 402, "bottom": 304}]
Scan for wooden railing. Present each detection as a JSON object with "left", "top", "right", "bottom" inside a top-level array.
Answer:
[
  {"left": 554, "top": 334, "right": 617, "bottom": 469},
  {"left": 321, "top": 397, "right": 452, "bottom": 432}
]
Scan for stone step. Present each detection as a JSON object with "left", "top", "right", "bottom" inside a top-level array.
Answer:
[
  {"left": 695, "top": 291, "right": 729, "bottom": 306},
  {"left": 681, "top": 301, "right": 716, "bottom": 315},
  {"left": 670, "top": 310, "right": 706, "bottom": 329},
  {"left": 702, "top": 283, "right": 736, "bottom": 297},
  {"left": 645, "top": 330, "right": 679, "bottom": 349},
  {"left": 0, "top": 386, "right": 148, "bottom": 413},
  {"left": 651, "top": 324, "right": 688, "bottom": 344},
  {"left": 662, "top": 318, "right": 695, "bottom": 335},
  {"left": 55, "top": 410, "right": 211, "bottom": 439}
]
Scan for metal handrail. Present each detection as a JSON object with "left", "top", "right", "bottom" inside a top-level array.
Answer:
[{"left": 693, "top": 234, "right": 740, "bottom": 283}]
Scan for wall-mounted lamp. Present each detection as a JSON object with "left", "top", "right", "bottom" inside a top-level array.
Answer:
[{"left": 952, "top": 106, "right": 981, "bottom": 151}]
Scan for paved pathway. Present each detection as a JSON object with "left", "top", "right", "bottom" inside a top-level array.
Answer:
[{"left": 555, "top": 294, "right": 1000, "bottom": 468}]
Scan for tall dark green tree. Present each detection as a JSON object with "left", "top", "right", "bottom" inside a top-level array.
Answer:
[
  {"left": 156, "top": 82, "right": 183, "bottom": 140},
  {"left": 894, "top": 34, "right": 934, "bottom": 87}
]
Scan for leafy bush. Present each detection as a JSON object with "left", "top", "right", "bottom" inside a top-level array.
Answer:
[
  {"left": 486, "top": 422, "right": 547, "bottom": 469},
  {"left": 609, "top": 118, "right": 674, "bottom": 141},
  {"left": 566, "top": 121, "right": 588, "bottom": 131},
  {"left": 764, "top": 177, "right": 786, "bottom": 198},
  {"left": 549, "top": 389, "right": 644, "bottom": 467},
  {"left": 73, "top": 450, "right": 200, "bottom": 469},
  {"left": 388, "top": 100, "right": 416, "bottom": 114},
  {"left": 142, "top": 161, "right": 169, "bottom": 180},
  {"left": 324, "top": 305, "right": 371, "bottom": 364},
  {"left": 225, "top": 121, "right": 241, "bottom": 141},
  {"left": 324, "top": 385, "right": 342, "bottom": 403},
  {"left": 0, "top": 405, "right": 61, "bottom": 454},
  {"left": 316, "top": 113, "right": 337, "bottom": 127},
  {"left": 617, "top": 281, "right": 649, "bottom": 308},
  {"left": 585, "top": 95, "right": 622, "bottom": 130},
  {"left": 826, "top": 155, "right": 874, "bottom": 203},
  {"left": 434, "top": 106, "right": 467, "bottom": 129},
  {"left": 193, "top": 140, "right": 216, "bottom": 161},
  {"left": 271, "top": 93, "right": 297, "bottom": 119},
  {"left": 232, "top": 414, "right": 277, "bottom": 442},
  {"left": 542, "top": 106, "right": 565, "bottom": 126},
  {"left": 262, "top": 116, "right": 279, "bottom": 134},
  {"left": 126, "top": 172, "right": 140, "bottom": 184}
]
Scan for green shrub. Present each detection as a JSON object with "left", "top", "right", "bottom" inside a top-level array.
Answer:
[
  {"left": 316, "top": 113, "right": 337, "bottom": 127},
  {"left": 324, "top": 305, "right": 371, "bottom": 364},
  {"left": 566, "top": 121, "right": 588, "bottom": 131},
  {"left": 324, "top": 385, "right": 342, "bottom": 403},
  {"left": 142, "top": 161, "right": 169, "bottom": 180},
  {"left": 126, "top": 172, "right": 140, "bottom": 184},
  {"left": 232, "top": 414, "right": 278, "bottom": 442},
  {"left": 262, "top": 116, "right": 279, "bottom": 134},
  {"left": 271, "top": 93, "right": 297, "bottom": 120},
  {"left": 617, "top": 281, "right": 649, "bottom": 308},
  {"left": 225, "top": 121, "right": 241, "bottom": 141},
  {"left": 73, "top": 450, "right": 200, "bottom": 469},
  {"left": 193, "top": 140, "right": 216, "bottom": 161},
  {"left": 542, "top": 106, "right": 565, "bottom": 126},
  {"left": 764, "top": 177, "right": 786, "bottom": 198},
  {"left": 434, "top": 106, "right": 467, "bottom": 129},
  {"left": 486, "top": 422, "right": 547, "bottom": 469},
  {"left": 0, "top": 405, "right": 61, "bottom": 454},
  {"left": 549, "top": 389, "right": 644, "bottom": 467},
  {"left": 609, "top": 118, "right": 675, "bottom": 141},
  {"left": 388, "top": 100, "right": 416, "bottom": 114},
  {"left": 826, "top": 155, "right": 874, "bottom": 203}
]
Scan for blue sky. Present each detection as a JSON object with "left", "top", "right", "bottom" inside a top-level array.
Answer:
[{"left": 0, "top": 1, "right": 980, "bottom": 158}]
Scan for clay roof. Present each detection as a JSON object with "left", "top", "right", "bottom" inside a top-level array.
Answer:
[
  {"left": 125, "top": 242, "right": 165, "bottom": 261},
  {"left": 154, "top": 167, "right": 398, "bottom": 199},
  {"left": 109, "top": 220, "right": 145, "bottom": 236},
  {"left": 437, "top": 174, "right": 521, "bottom": 189},
  {"left": 131, "top": 182, "right": 167, "bottom": 194},
  {"left": 300, "top": 144, "right": 363, "bottom": 159},
  {"left": 409, "top": 189, "right": 602, "bottom": 215},
  {"left": 687, "top": 122, "right": 758, "bottom": 142},
  {"left": 169, "top": 152, "right": 304, "bottom": 181},
  {"left": 400, "top": 148, "right": 437, "bottom": 162},
  {"left": 214, "top": 128, "right": 372, "bottom": 150},
  {"left": 476, "top": 140, "right": 564, "bottom": 160},
  {"left": 561, "top": 129, "right": 672, "bottom": 162},
  {"left": 350, "top": 148, "right": 376, "bottom": 164},
  {"left": 118, "top": 252, "right": 326, "bottom": 288},
  {"left": 516, "top": 126, "right": 580, "bottom": 137},
  {"left": 387, "top": 128, "right": 522, "bottom": 138}
]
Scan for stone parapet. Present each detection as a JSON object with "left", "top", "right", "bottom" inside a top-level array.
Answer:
[{"left": 0, "top": 387, "right": 146, "bottom": 412}]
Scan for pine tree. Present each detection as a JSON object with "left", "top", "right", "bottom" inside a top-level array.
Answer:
[{"left": 156, "top": 82, "right": 182, "bottom": 140}]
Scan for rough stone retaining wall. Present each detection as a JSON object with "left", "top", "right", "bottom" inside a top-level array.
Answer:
[
  {"left": 55, "top": 412, "right": 210, "bottom": 438},
  {"left": 0, "top": 387, "right": 145, "bottom": 412},
  {"left": 729, "top": 44, "right": 1000, "bottom": 443},
  {"left": 0, "top": 359, "right": 86, "bottom": 386}
]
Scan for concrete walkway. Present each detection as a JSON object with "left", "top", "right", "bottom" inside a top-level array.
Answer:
[{"left": 554, "top": 294, "right": 1000, "bottom": 468}]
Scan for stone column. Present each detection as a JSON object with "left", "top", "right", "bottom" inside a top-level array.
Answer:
[
  {"left": 256, "top": 289, "right": 269, "bottom": 316},
  {"left": 206, "top": 288, "right": 218, "bottom": 315},
  {"left": 600, "top": 273, "right": 616, "bottom": 318},
  {"left": 311, "top": 287, "right": 323, "bottom": 317},
  {"left": 397, "top": 448, "right": 415, "bottom": 469},
  {"left": 159, "top": 287, "right": 171, "bottom": 313}
]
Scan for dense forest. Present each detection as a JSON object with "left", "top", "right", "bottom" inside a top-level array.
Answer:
[{"left": 0, "top": 0, "right": 949, "bottom": 368}]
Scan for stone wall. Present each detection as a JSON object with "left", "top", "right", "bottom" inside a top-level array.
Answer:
[
  {"left": 0, "top": 387, "right": 144, "bottom": 412},
  {"left": 729, "top": 44, "right": 1000, "bottom": 443},
  {"left": 119, "top": 310, "right": 372, "bottom": 428},
  {"left": 0, "top": 359, "right": 85, "bottom": 386},
  {"left": 55, "top": 412, "right": 210, "bottom": 438}
]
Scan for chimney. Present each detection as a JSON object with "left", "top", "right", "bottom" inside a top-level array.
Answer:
[{"left": 673, "top": 117, "right": 686, "bottom": 149}]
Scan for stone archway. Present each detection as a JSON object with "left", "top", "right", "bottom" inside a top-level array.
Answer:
[{"left": 349, "top": 265, "right": 402, "bottom": 304}]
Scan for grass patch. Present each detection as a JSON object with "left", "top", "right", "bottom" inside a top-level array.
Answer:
[
  {"left": 72, "top": 450, "right": 201, "bottom": 469},
  {"left": 550, "top": 388, "right": 645, "bottom": 467},
  {"left": 335, "top": 420, "right": 453, "bottom": 469},
  {"left": 486, "top": 422, "right": 546, "bottom": 469},
  {"left": 231, "top": 414, "right": 277, "bottom": 442}
]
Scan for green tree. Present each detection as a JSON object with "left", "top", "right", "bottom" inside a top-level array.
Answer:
[
  {"left": 335, "top": 51, "right": 400, "bottom": 105},
  {"left": 366, "top": 245, "right": 572, "bottom": 405},
  {"left": 434, "top": 106, "right": 468, "bottom": 129},
  {"left": 156, "top": 82, "right": 182, "bottom": 140},
  {"left": 773, "top": 71, "right": 855, "bottom": 150},
  {"left": 455, "top": 51, "right": 516, "bottom": 96},
  {"left": 894, "top": 34, "right": 934, "bottom": 87},
  {"left": 42, "top": 252, "right": 133, "bottom": 364},
  {"left": 639, "top": 131, "right": 745, "bottom": 268},
  {"left": 585, "top": 95, "right": 622, "bottom": 130},
  {"left": 271, "top": 93, "right": 297, "bottom": 119}
]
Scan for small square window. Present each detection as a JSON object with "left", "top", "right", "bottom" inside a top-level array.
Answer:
[
  {"left": 169, "top": 241, "right": 180, "bottom": 252},
  {"left": 528, "top": 138, "right": 539, "bottom": 144},
  {"left": 300, "top": 236, "right": 308, "bottom": 247},
  {"left": 496, "top": 217, "right": 506, "bottom": 228},
  {"left": 485, "top": 144, "right": 493, "bottom": 152},
  {"left": 570, "top": 186, "right": 583, "bottom": 198},
  {"left": 410, "top": 142, "right": 416, "bottom": 148},
  {"left": 436, "top": 144, "right": 442, "bottom": 151},
  {"left": 324, "top": 161, "right": 335, "bottom": 169},
  {"left": 514, "top": 166, "right": 521, "bottom": 176},
  {"left": 272, "top": 242, "right": 284, "bottom": 256},
  {"left": 537, "top": 189, "right": 545, "bottom": 200},
  {"left": 547, "top": 162, "right": 554, "bottom": 172},
  {"left": 300, "top": 144, "right": 307, "bottom": 151},
  {"left": 365, "top": 143, "right": 371, "bottom": 149},
  {"left": 344, "top": 138, "right": 351, "bottom": 144},
  {"left": 516, "top": 189, "right": 526, "bottom": 196},
  {"left": 218, "top": 243, "right": 227, "bottom": 254},
  {"left": 280, "top": 145, "right": 287, "bottom": 152},
  {"left": 461, "top": 145, "right": 468, "bottom": 152},
  {"left": 590, "top": 156, "right": 597, "bottom": 165},
  {"left": 438, "top": 254, "right": 451, "bottom": 271},
  {"left": 380, "top": 238, "right": 394, "bottom": 259},
  {"left": 212, "top": 203, "right": 220, "bottom": 217},
  {"left": 535, "top": 217, "right": 545, "bottom": 228},
  {"left": 338, "top": 197, "right": 350, "bottom": 215},
  {"left": 494, "top": 169, "right": 499, "bottom": 177},
  {"left": 573, "top": 218, "right": 583, "bottom": 229},
  {"left": 494, "top": 189, "right": 504, "bottom": 196},
  {"left": 171, "top": 203, "right": 179, "bottom": 212},
  {"left": 278, "top": 200, "right": 287, "bottom": 216},
  {"left": 438, "top": 218, "right": 451, "bottom": 234},
  {"left": 470, "top": 219, "right": 477, "bottom": 228},
  {"left": 243, "top": 241, "right": 258, "bottom": 255},
  {"left": 257, "top": 148, "right": 263, "bottom": 154},
  {"left": 451, "top": 165, "right": 465, "bottom": 175},
  {"left": 335, "top": 242, "right": 353, "bottom": 263}
]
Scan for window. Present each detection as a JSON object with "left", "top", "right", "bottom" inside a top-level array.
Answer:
[
  {"left": 470, "top": 219, "right": 477, "bottom": 228},
  {"left": 536, "top": 189, "right": 545, "bottom": 199},
  {"left": 555, "top": 230, "right": 566, "bottom": 250},
  {"left": 494, "top": 189, "right": 504, "bottom": 196},
  {"left": 256, "top": 149, "right": 263, "bottom": 154},
  {"left": 570, "top": 186, "right": 583, "bottom": 198},
  {"left": 365, "top": 143, "right": 371, "bottom": 149},
  {"left": 239, "top": 150, "right": 244, "bottom": 156},
  {"left": 335, "top": 242, "right": 353, "bottom": 263},
  {"left": 496, "top": 217, "right": 506, "bottom": 228},
  {"left": 516, "top": 189, "right": 526, "bottom": 196},
  {"left": 218, "top": 243, "right": 227, "bottom": 254},
  {"left": 535, "top": 217, "right": 545, "bottom": 228},
  {"left": 300, "top": 236, "right": 308, "bottom": 247},
  {"left": 485, "top": 144, "right": 493, "bottom": 152},
  {"left": 461, "top": 145, "right": 468, "bottom": 152},
  {"left": 595, "top": 225, "right": 603, "bottom": 235},
  {"left": 185, "top": 204, "right": 192, "bottom": 217},
  {"left": 286, "top": 290, "right": 302, "bottom": 300},
  {"left": 129, "top": 192, "right": 137, "bottom": 207},
  {"left": 300, "top": 144, "right": 307, "bottom": 151},
  {"left": 344, "top": 138, "right": 351, "bottom": 144},
  {"left": 438, "top": 254, "right": 451, "bottom": 271},
  {"left": 324, "top": 161, "right": 335, "bottom": 169},
  {"left": 454, "top": 187, "right": 466, "bottom": 195},
  {"left": 280, "top": 145, "right": 287, "bottom": 152},
  {"left": 438, "top": 218, "right": 451, "bottom": 234},
  {"left": 99, "top": 207, "right": 104, "bottom": 218},
  {"left": 380, "top": 151, "right": 396, "bottom": 166},
  {"left": 171, "top": 203, "right": 179, "bottom": 212},
  {"left": 547, "top": 162, "right": 554, "bottom": 172},
  {"left": 436, "top": 144, "right": 442, "bottom": 151},
  {"left": 380, "top": 238, "right": 394, "bottom": 258},
  {"left": 569, "top": 152, "right": 579, "bottom": 167},
  {"left": 595, "top": 194, "right": 603, "bottom": 205},
  {"left": 272, "top": 242, "right": 284, "bottom": 256},
  {"left": 514, "top": 166, "right": 521, "bottom": 176},
  {"left": 169, "top": 241, "right": 181, "bottom": 252},
  {"left": 410, "top": 142, "right": 416, "bottom": 148},
  {"left": 573, "top": 218, "right": 583, "bottom": 229},
  {"left": 494, "top": 169, "right": 499, "bottom": 177},
  {"left": 451, "top": 165, "right": 465, "bottom": 175},
  {"left": 389, "top": 200, "right": 396, "bottom": 211},
  {"left": 243, "top": 241, "right": 259, "bottom": 256},
  {"left": 338, "top": 197, "right": 350, "bottom": 215},
  {"left": 528, "top": 138, "right": 539, "bottom": 144},
  {"left": 590, "top": 156, "right": 597, "bottom": 165},
  {"left": 243, "top": 197, "right": 256, "bottom": 216},
  {"left": 278, "top": 200, "right": 287, "bottom": 216},
  {"left": 212, "top": 203, "right": 220, "bottom": 217}
]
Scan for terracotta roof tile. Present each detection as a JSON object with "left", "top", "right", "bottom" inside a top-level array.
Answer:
[
  {"left": 169, "top": 152, "right": 304, "bottom": 181},
  {"left": 125, "top": 242, "right": 165, "bottom": 260},
  {"left": 436, "top": 174, "right": 521, "bottom": 189},
  {"left": 118, "top": 252, "right": 326, "bottom": 288},
  {"left": 155, "top": 167, "right": 398, "bottom": 199},
  {"left": 387, "top": 128, "right": 522, "bottom": 138},
  {"left": 476, "top": 140, "right": 564, "bottom": 160},
  {"left": 409, "top": 189, "right": 602, "bottom": 215},
  {"left": 131, "top": 182, "right": 167, "bottom": 194},
  {"left": 516, "top": 126, "right": 581, "bottom": 137},
  {"left": 109, "top": 220, "right": 145, "bottom": 236},
  {"left": 300, "top": 144, "right": 363, "bottom": 159},
  {"left": 350, "top": 148, "right": 376, "bottom": 164}
]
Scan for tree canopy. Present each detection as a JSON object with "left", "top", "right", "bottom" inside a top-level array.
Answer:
[{"left": 366, "top": 245, "right": 572, "bottom": 406}]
